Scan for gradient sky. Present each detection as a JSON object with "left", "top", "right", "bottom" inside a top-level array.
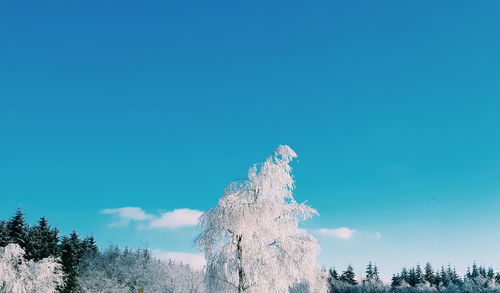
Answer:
[{"left": 1, "top": 0, "right": 499, "bottom": 281}]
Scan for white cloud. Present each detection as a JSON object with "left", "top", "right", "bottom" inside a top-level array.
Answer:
[
  {"left": 149, "top": 208, "right": 203, "bottom": 229},
  {"left": 152, "top": 249, "right": 205, "bottom": 270},
  {"left": 375, "top": 232, "right": 383, "bottom": 239},
  {"left": 101, "top": 207, "right": 203, "bottom": 229},
  {"left": 100, "top": 207, "right": 152, "bottom": 227},
  {"left": 317, "top": 227, "right": 356, "bottom": 240}
]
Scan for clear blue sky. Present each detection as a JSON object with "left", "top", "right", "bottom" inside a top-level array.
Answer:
[{"left": 1, "top": 0, "right": 499, "bottom": 281}]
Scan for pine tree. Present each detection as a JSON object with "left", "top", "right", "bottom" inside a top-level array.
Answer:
[
  {"left": 364, "top": 262, "right": 374, "bottom": 284},
  {"left": 442, "top": 266, "right": 453, "bottom": 287},
  {"left": 60, "top": 231, "right": 83, "bottom": 293},
  {"left": 6, "top": 208, "right": 29, "bottom": 250},
  {"left": 448, "top": 265, "right": 461, "bottom": 286},
  {"left": 391, "top": 274, "right": 402, "bottom": 288},
  {"left": 0, "top": 220, "right": 8, "bottom": 247},
  {"left": 424, "top": 262, "right": 435, "bottom": 286},
  {"left": 340, "top": 265, "right": 357, "bottom": 286},
  {"left": 433, "top": 270, "right": 442, "bottom": 288},
  {"left": 81, "top": 235, "right": 98, "bottom": 256},
  {"left": 408, "top": 267, "right": 417, "bottom": 286},
  {"left": 327, "top": 268, "right": 340, "bottom": 293},
  {"left": 363, "top": 262, "right": 381, "bottom": 286},
  {"left": 372, "top": 265, "right": 381, "bottom": 284},
  {"left": 487, "top": 267, "right": 494, "bottom": 281},
  {"left": 400, "top": 267, "right": 409, "bottom": 284},
  {"left": 328, "top": 268, "right": 339, "bottom": 282},
  {"left": 415, "top": 264, "right": 424, "bottom": 285},
  {"left": 471, "top": 262, "right": 479, "bottom": 279},
  {"left": 30, "top": 217, "right": 60, "bottom": 261}
]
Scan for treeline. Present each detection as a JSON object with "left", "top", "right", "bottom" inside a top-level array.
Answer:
[
  {"left": 0, "top": 208, "right": 97, "bottom": 292},
  {"left": 0, "top": 208, "right": 203, "bottom": 293},
  {"left": 1, "top": 208, "right": 499, "bottom": 293},
  {"left": 326, "top": 262, "right": 500, "bottom": 293}
]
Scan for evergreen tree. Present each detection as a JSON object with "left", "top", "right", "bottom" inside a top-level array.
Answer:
[
  {"left": 6, "top": 208, "right": 29, "bottom": 250},
  {"left": 340, "top": 265, "right": 357, "bottom": 285},
  {"left": 433, "top": 271, "right": 441, "bottom": 288},
  {"left": 81, "top": 235, "right": 98, "bottom": 256},
  {"left": 400, "top": 267, "right": 409, "bottom": 284},
  {"left": 60, "top": 231, "right": 83, "bottom": 293},
  {"left": 328, "top": 268, "right": 339, "bottom": 282},
  {"left": 441, "top": 266, "right": 452, "bottom": 287},
  {"left": 0, "top": 220, "right": 8, "bottom": 247},
  {"left": 424, "top": 262, "right": 435, "bottom": 286},
  {"left": 471, "top": 262, "right": 479, "bottom": 279},
  {"left": 448, "top": 265, "right": 461, "bottom": 286},
  {"left": 327, "top": 268, "right": 340, "bottom": 293},
  {"left": 487, "top": 267, "right": 494, "bottom": 281},
  {"left": 391, "top": 274, "right": 402, "bottom": 288},
  {"left": 30, "top": 217, "right": 60, "bottom": 261},
  {"left": 364, "top": 262, "right": 374, "bottom": 284},
  {"left": 363, "top": 262, "right": 381, "bottom": 285},
  {"left": 408, "top": 267, "right": 417, "bottom": 286},
  {"left": 415, "top": 264, "right": 424, "bottom": 285}
]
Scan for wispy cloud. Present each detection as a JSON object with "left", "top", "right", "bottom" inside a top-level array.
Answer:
[
  {"left": 100, "top": 207, "right": 203, "bottom": 229},
  {"left": 317, "top": 227, "right": 356, "bottom": 240},
  {"left": 149, "top": 208, "right": 202, "bottom": 229},
  {"left": 152, "top": 249, "right": 205, "bottom": 270}
]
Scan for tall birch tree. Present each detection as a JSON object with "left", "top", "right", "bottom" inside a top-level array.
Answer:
[{"left": 196, "top": 145, "right": 325, "bottom": 293}]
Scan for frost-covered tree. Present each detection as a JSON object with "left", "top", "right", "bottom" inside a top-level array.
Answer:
[
  {"left": 0, "top": 222, "right": 8, "bottom": 247},
  {"left": 196, "top": 145, "right": 324, "bottom": 293},
  {"left": 0, "top": 243, "right": 64, "bottom": 293},
  {"left": 77, "top": 246, "right": 203, "bottom": 293},
  {"left": 362, "top": 262, "right": 382, "bottom": 292}
]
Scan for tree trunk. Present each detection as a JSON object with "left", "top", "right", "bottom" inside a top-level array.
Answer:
[{"left": 236, "top": 234, "right": 245, "bottom": 293}]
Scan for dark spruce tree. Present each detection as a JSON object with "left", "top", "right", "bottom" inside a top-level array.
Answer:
[
  {"left": 0, "top": 220, "right": 8, "bottom": 247},
  {"left": 400, "top": 267, "right": 410, "bottom": 285},
  {"left": 448, "top": 265, "right": 461, "bottom": 286},
  {"left": 364, "top": 262, "right": 374, "bottom": 284},
  {"left": 6, "top": 208, "right": 29, "bottom": 250},
  {"left": 60, "top": 231, "right": 84, "bottom": 293},
  {"left": 424, "top": 262, "right": 435, "bottom": 286},
  {"left": 373, "top": 264, "right": 381, "bottom": 283},
  {"left": 327, "top": 267, "right": 340, "bottom": 293},
  {"left": 415, "top": 264, "right": 424, "bottom": 285},
  {"left": 440, "top": 266, "right": 450, "bottom": 287},
  {"left": 340, "top": 265, "right": 358, "bottom": 286},
  {"left": 30, "top": 217, "right": 60, "bottom": 261},
  {"left": 391, "top": 273, "right": 402, "bottom": 288},
  {"left": 81, "top": 235, "right": 98, "bottom": 255}
]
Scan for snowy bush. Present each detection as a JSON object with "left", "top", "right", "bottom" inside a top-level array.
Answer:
[{"left": 0, "top": 243, "right": 64, "bottom": 293}]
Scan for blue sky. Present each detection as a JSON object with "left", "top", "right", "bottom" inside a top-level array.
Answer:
[{"left": 1, "top": 0, "right": 499, "bottom": 280}]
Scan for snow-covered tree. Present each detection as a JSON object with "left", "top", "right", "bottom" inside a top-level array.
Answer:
[
  {"left": 196, "top": 145, "right": 324, "bottom": 293},
  {"left": 0, "top": 243, "right": 64, "bottom": 293},
  {"left": 77, "top": 246, "right": 204, "bottom": 293}
]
